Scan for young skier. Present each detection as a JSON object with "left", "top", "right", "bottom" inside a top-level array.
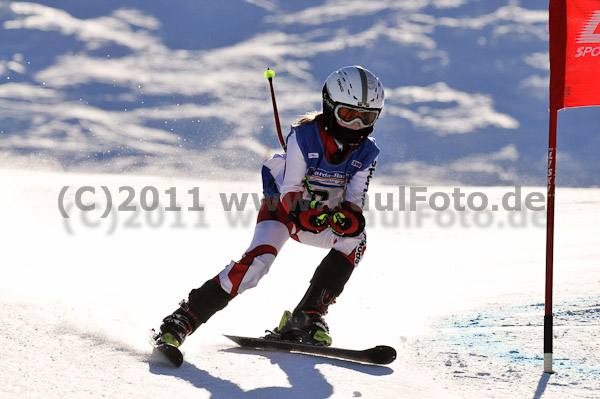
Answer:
[{"left": 156, "top": 65, "right": 385, "bottom": 348}]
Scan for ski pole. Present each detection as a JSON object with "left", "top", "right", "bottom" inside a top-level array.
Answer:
[{"left": 264, "top": 68, "right": 286, "bottom": 151}]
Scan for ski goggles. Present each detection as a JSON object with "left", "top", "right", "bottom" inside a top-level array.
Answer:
[{"left": 334, "top": 104, "right": 380, "bottom": 128}]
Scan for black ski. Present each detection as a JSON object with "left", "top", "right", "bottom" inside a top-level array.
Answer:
[
  {"left": 153, "top": 343, "right": 184, "bottom": 367},
  {"left": 224, "top": 334, "right": 396, "bottom": 365},
  {"left": 149, "top": 329, "right": 184, "bottom": 367}
]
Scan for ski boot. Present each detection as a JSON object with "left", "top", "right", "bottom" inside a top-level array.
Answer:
[
  {"left": 277, "top": 284, "right": 336, "bottom": 346},
  {"left": 276, "top": 249, "right": 356, "bottom": 346},
  {"left": 278, "top": 309, "right": 332, "bottom": 346},
  {"left": 155, "top": 278, "right": 233, "bottom": 347},
  {"left": 156, "top": 300, "right": 199, "bottom": 347}
]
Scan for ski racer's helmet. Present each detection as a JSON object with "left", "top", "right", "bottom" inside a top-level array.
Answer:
[{"left": 322, "top": 66, "right": 384, "bottom": 145}]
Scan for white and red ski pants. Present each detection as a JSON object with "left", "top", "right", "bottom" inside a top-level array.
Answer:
[{"left": 216, "top": 198, "right": 367, "bottom": 297}]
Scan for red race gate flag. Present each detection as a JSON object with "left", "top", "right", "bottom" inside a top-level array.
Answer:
[
  {"left": 546, "top": 0, "right": 600, "bottom": 374},
  {"left": 550, "top": 0, "right": 600, "bottom": 110}
]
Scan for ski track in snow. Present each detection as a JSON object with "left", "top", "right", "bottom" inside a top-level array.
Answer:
[{"left": 1, "top": 169, "right": 599, "bottom": 398}]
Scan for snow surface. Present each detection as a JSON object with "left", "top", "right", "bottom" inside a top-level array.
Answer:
[{"left": 1, "top": 168, "right": 599, "bottom": 398}]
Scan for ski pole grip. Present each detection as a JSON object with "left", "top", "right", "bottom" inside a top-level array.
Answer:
[{"left": 264, "top": 69, "right": 276, "bottom": 79}]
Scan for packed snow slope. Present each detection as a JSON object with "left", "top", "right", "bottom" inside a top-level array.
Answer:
[
  {"left": 0, "top": 0, "right": 598, "bottom": 186},
  {"left": 1, "top": 169, "right": 599, "bottom": 398}
]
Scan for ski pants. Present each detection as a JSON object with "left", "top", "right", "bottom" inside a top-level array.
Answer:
[{"left": 216, "top": 198, "right": 367, "bottom": 297}]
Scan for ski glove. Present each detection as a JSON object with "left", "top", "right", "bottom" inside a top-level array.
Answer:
[
  {"left": 328, "top": 202, "right": 365, "bottom": 237},
  {"left": 294, "top": 206, "right": 330, "bottom": 233},
  {"left": 283, "top": 192, "right": 330, "bottom": 234}
]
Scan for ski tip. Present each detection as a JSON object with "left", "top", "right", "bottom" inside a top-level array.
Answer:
[
  {"left": 368, "top": 345, "right": 397, "bottom": 365},
  {"left": 153, "top": 343, "right": 184, "bottom": 367}
]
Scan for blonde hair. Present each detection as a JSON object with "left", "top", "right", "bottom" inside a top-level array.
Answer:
[{"left": 294, "top": 111, "right": 324, "bottom": 126}]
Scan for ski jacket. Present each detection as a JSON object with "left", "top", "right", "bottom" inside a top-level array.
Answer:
[{"left": 262, "top": 121, "right": 379, "bottom": 210}]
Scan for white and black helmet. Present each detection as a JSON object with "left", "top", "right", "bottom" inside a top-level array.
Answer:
[{"left": 322, "top": 66, "right": 384, "bottom": 144}]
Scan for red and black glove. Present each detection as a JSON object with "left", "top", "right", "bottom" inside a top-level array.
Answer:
[
  {"left": 328, "top": 202, "right": 365, "bottom": 237},
  {"left": 283, "top": 192, "right": 330, "bottom": 234}
]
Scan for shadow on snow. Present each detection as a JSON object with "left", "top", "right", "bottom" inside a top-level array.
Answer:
[{"left": 148, "top": 346, "right": 393, "bottom": 398}]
